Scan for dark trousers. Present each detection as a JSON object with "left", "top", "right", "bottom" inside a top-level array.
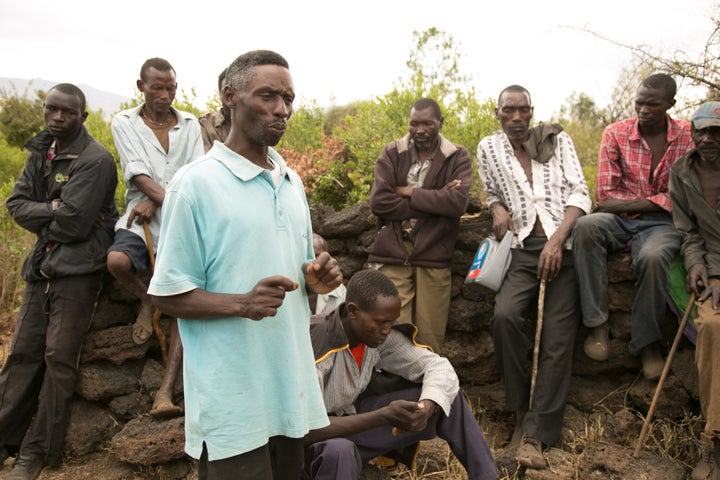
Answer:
[
  {"left": 304, "top": 387, "right": 499, "bottom": 480},
  {"left": 0, "top": 273, "right": 102, "bottom": 466},
  {"left": 198, "top": 436, "right": 304, "bottom": 480},
  {"left": 492, "top": 237, "right": 579, "bottom": 446}
]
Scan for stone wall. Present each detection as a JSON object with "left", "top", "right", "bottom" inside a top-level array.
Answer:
[
  {"left": 310, "top": 199, "right": 694, "bottom": 384},
  {"left": 61, "top": 199, "right": 698, "bottom": 474}
]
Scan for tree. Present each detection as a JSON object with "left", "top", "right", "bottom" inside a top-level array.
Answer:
[
  {"left": 279, "top": 101, "right": 325, "bottom": 152},
  {"left": 553, "top": 92, "right": 607, "bottom": 196},
  {"left": 0, "top": 85, "right": 44, "bottom": 149},
  {"left": 404, "top": 27, "right": 470, "bottom": 99},
  {"left": 600, "top": 60, "right": 658, "bottom": 124},
  {"left": 580, "top": 3, "right": 720, "bottom": 110},
  {"left": 308, "top": 27, "right": 497, "bottom": 209}
]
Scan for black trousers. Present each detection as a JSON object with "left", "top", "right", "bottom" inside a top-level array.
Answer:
[
  {"left": 491, "top": 237, "right": 579, "bottom": 446},
  {"left": 198, "top": 436, "right": 304, "bottom": 480},
  {"left": 0, "top": 273, "right": 102, "bottom": 466}
]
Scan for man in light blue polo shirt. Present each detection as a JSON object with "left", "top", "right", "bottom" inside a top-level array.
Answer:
[{"left": 148, "top": 50, "right": 341, "bottom": 480}]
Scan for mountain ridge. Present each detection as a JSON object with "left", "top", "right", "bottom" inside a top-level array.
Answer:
[{"left": 0, "top": 77, "right": 130, "bottom": 118}]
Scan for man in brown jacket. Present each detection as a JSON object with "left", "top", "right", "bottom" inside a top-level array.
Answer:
[{"left": 368, "top": 98, "right": 472, "bottom": 353}]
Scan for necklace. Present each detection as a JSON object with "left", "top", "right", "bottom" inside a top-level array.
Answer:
[{"left": 141, "top": 109, "right": 173, "bottom": 128}]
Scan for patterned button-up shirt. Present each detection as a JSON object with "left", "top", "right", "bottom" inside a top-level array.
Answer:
[{"left": 477, "top": 130, "right": 591, "bottom": 249}]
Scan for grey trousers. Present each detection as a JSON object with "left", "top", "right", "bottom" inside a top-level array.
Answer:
[
  {"left": 0, "top": 273, "right": 102, "bottom": 466},
  {"left": 492, "top": 237, "right": 579, "bottom": 446},
  {"left": 304, "top": 386, "right": 499, "bottom": 480},
  {"left": 572, "top": 213, "right": 681, "bottom": 354}
]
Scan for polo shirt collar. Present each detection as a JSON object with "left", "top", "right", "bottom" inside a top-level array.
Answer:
[{"left": 210, "top": 143, "right": 293, "bottom": 184}]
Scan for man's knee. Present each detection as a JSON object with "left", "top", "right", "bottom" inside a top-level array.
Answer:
[
  {"left": 572, "top": 213, "right": 610, "bottom": 245},
  {"left": 106, "top": 250, "right": 132, "bottom": 277},
  {"left": 634, "top": 242, "right": 676, "bottom": 273},
  {"left": 492, "top": 305, "right": 524, "bottom": 336},
  {"left": 306, "top": 439, "right": 361, "bottom": 477}
]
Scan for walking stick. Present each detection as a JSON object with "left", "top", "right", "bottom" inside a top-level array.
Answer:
[
  {"left": 529, "top": 279, "right": 546, "bottom": 408},
  {"left": 143, "top": 222, "right": 169, "bottom": 366},
  {"left": 633, "top": 292, "right": 696, "bottom": 457}
]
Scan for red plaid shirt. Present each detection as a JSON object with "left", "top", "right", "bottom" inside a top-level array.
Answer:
[{"left": 595, "top": 116, "right": 693, "bottom": 213}]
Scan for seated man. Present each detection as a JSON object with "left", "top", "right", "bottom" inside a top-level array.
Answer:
[
  {"left": 669, "top": 101, "right": 720, "bottom": 480},
  {"left": 304, "top": 269, "right": 499, "bottom": 480},
  {"left": 573, "top": 73, "right": 693, "bottom": 380}
]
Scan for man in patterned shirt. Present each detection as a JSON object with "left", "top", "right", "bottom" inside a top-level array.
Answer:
[
  {"left": 304, "top": 269, "right": 498, "bottom": 480},
  {"left": 573, "top": 73, "right": 694, "bottom": 380},
  {"left": 477, "top": 84, "right": 591, "bottom": 470}
]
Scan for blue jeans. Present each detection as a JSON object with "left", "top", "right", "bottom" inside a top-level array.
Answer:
[{"left": 572, "top": 213, "right": 681, "bottom": 354}]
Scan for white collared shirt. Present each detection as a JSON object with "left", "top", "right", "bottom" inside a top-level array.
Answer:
[
  {"left": 111, "top": 105, "right": 204, "bottom": 246},
  {"left": 477, "top": 130, "right": 591, "bottom": 249}
]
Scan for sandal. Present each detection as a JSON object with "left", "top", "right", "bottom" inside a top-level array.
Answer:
[
  {"left": 516, "top": 434, "right": 546, "bottom": 469},
  {"left": 149, "top": 391, "right": 183, "bottom": 418}
]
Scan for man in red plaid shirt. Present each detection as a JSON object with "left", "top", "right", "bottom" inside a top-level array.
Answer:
[{"left": 572, "top": 73, "right": 694, "bottom": 380}]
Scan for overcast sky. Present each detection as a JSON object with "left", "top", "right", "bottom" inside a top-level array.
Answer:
[{"left": 1, "top": 0, "right": 716, "bottom": 119}]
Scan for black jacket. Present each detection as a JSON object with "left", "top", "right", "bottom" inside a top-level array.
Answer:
[{"left": 7, "top": 127, "right": 118, "bottom": 281}]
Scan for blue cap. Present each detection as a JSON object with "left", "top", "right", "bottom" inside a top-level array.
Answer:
[{"left": 692, "top": 101, "right": 720, "bottom": 129}]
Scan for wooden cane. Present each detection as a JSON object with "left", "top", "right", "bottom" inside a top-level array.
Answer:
[
  {"left": 633, "top": 292, "right": 696, "bottom": 457},
  {"left": 529, "top": 279, "right": 547, "bottom": 408},
  {"left": 143, "top": 222, "right": 168, "bottom": 366}
]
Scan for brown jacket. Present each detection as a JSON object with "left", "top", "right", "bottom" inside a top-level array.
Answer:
[{"left": 368, "top": 133, "right": 472, "bottom": 268}]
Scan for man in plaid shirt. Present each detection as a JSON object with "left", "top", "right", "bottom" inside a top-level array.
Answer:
[{"left": 572, "top": 73, "right": 694, "bottom": 380}]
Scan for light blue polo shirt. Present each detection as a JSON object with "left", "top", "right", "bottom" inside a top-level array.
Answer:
[{"left": 148, "top": 142, "right": 329, "bottom": 461}]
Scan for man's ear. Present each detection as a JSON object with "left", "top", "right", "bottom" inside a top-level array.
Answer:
[
  {"left": 222, "top": 85, "right": 236, "bottom": 109},
  {"left": 136, "top": 79, "right": 144, "bottom": 93},
  {"left": 346, "top": 302, "right": 359, "bottom": 318},
  {"left": 81, "top": 111, "right": 89, "bottom": 122}
]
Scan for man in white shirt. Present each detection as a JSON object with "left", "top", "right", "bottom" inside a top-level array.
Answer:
[
  {"left": 476, "top": 85, "right": 591, "bottom": 470},
  {"left": 106, "top": 57, "right": 203, "bottom": 417}
]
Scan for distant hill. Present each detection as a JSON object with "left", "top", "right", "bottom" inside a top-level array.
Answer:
[{"left": 0, "top": 78, "right": 130, "bottom": 118}]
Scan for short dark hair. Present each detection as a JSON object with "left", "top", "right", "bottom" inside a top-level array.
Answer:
[
  {"left": 411, "top": 98, "right": 442, "bottom": 118},
  {"left": 497, "top": 84, "right": 532, "bottom": 108},
  {"left": 225, "top": 50, "right": 289, "bottom": 92},
  {"left": 48, "top": 83, "right": 87, "bottom": 112},
  {"left": 640, "top": 73, "right": 677, "bottom": 100},
  {"left": 217, "top": 67, "right": 228, "bottom": 94},
  {"left": 140, "top": 57, "right": 175, "bottom": 81},
  {"left": 345, "top": 269, "right": 399, "bottom": 312}
]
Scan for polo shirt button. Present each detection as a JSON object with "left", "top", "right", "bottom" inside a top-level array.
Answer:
[{"left": 278, "top": 210, "right": 283, "bottom": 216}]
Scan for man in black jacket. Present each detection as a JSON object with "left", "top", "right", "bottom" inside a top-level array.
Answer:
[{"left": 0, "top": 83, "right": 118, "bottom": 480}]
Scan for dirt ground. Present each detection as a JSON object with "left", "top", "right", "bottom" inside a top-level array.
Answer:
[{"left": 0, "top": 311, "right": 699, "bottom": 480}]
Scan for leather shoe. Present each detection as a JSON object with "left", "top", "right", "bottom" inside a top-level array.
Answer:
[
  {"left": 583, "top": 321, "right": 610, "bottom": 361},
  {"left": 640, "top": 344, "right": 665, "bottom": 381},
  {"left": 516, "top": 434, "right": 546, "bottom": 469},
  {"left": 7, "top": 454, "right": 45, "bottom": 480}
]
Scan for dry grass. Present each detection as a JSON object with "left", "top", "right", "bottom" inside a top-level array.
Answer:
[
  {"left": 384, "top": 401, "right": 704, "bottom": 480},
  {"left": 0, "top": 224, "right": 32, "bottom": 366}
]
